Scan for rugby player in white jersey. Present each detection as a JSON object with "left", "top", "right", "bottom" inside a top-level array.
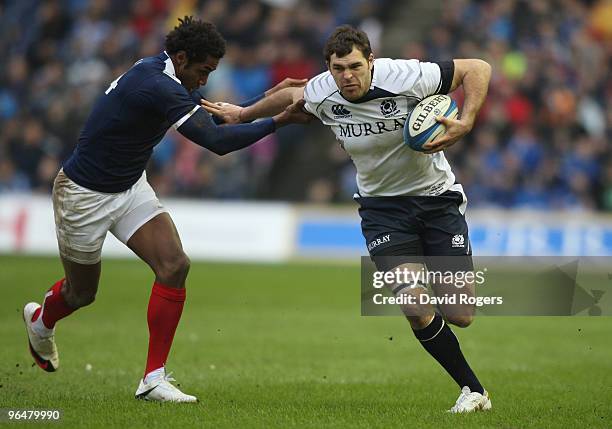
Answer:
[{"left": 203, "top": 25, "right": 492, "bottom": 413}]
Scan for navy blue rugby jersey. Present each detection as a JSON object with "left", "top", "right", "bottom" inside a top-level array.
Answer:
[{"left": 62, "top": 52, "right": 200, "bottom": 193}]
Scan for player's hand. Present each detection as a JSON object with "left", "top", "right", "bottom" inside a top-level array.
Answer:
[
  {"left": 201, "top": 99, "right": 243, "bottom": 124},
  {"left": 265, "top": 78, "right": 308, "bottom": 97},
  {"left": 421, "top": 116, "right": 473, "bottom": 154},
  {"left": 273, "top": 99, "right": 314, "bottom": 126}
]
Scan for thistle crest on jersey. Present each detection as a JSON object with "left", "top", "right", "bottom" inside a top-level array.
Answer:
[
  {"left": 380, "top": 99, "right": 400, "bottom": 117},
  {"left": 452, "top": 234, "right": 465, "bottom": 248}
]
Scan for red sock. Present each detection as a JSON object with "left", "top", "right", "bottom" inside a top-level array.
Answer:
[
  {"left": 144, "top": 282, "right": 186, "bottom": 377},
  {"left": 32, "top": 278, "right": 75, "bottom": 329}
]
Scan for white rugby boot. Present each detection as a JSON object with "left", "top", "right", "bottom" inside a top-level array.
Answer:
[
  {"left": 23, "top": 302, "right": 59, "bottom": 372},
  {"left": 135, "top": 367, "right": 198, "bottom": 403},
  {"left": 448, "top": 386, "right": 492, "bottom": 413}
]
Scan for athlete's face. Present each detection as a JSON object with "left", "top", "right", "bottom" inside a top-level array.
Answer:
[
  {"left": 175, "top": 52, "right": 219, "bottom": 92},
  {"left": 328, "top": 47, "right": 374, "bottom": 101}
]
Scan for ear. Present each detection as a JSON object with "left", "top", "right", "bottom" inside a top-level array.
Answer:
[
  {"left": 175, "top": 50, "right": 188, "bottom": 68},
  {"left": 368, "top": 53, "right": 374, "bottom": 69}
]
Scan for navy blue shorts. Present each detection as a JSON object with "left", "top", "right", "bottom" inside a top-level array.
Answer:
[{"left": 356, "top": 188, "right": 473, "bottom": 272}]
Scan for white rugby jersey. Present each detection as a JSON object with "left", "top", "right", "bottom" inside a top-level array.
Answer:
[{"left": 304, "top": 58, "right": 456, "bottom": 197}]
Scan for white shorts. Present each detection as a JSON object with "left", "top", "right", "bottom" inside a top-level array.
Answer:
[{"left": 52, "top": 169, "right": 168, "bottom": 265}]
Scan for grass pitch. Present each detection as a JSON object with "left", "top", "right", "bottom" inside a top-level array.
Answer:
[{"left": 1, "top": 255, "right": 610, "bottom": 428}]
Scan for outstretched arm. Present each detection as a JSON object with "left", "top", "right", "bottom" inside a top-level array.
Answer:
[
  {"left": 422, "top": 59, "right": 491, "bottom": 154},
  {"left": 235, "top": 78, "right": 308, "bottom": 108},
  {"left": 177, "top": 100, "right": 310, "bottom": 156},
  {"left": 202, "top": 86, "right": 305, "bottom": 124}
]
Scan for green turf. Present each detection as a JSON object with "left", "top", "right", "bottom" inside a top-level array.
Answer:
[{"left": 1, "top": 255, "right": 610, "bottom": 428}]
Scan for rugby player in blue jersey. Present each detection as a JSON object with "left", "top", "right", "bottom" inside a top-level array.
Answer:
[{"left": 22, "top": 16, "right": 310, "bottom": 403}]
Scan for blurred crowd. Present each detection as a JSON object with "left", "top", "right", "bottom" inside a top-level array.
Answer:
[
  {"left": 417, "top": 0, "right": 612, "bottom": 210},
  {"left": 0, "top": 0, "right": 610, "bottom": 210}
]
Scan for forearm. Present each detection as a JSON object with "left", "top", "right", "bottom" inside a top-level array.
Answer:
[
  {"left": 178, "top": 109, "right": 275, "bottom": 156},
  {"left": 457, "top": 60, "right": 491, "bottom": 127},
  {"left": 240, "top": 87, "right": 297, "bottom": 122},
  {"left": 239, "top": 93, "right": 265, "bottom": 108}
]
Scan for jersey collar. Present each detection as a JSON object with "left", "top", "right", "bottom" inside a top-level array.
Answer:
[
  {"left": 370, "top": 61, "right": 378, "bottom": 88},
  {"left": 162, "top": 51, "right": 182, "bottom": 84}
]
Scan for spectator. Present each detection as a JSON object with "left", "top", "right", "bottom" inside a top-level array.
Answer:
[{"left": 0, "top": 0, "right": 609, "bottom": 210}]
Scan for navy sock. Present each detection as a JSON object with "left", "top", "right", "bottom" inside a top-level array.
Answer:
[{"left": 412, "top": 313, "right": 484, "bottom": 394}]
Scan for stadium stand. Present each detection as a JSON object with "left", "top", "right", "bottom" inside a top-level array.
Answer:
[{"left": 0, "top": 0, "right": 610, "bottom": 210}]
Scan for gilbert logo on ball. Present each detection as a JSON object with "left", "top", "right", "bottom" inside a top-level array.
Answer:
[{"left": 404, "top": 94, "right": 459, "bottom": 152}]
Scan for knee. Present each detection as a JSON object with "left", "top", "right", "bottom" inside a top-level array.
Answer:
[
  {"left": 75, "top": 292, "right": 96, "bottom": 308},
  {"left": 156, "top": 252, "right": 190, "bottom": 282},
  {"left": 447, "top": 314, "right": 474, "bottom": 328},
  {"left": 407, "top": 314, "right": 434, "bottom": 330},
  {"left": 64, "top": 286, "right": 96, "bottom": 308}
]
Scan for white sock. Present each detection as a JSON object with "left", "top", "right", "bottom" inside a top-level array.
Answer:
[
  {"left": 31, "top": 310, "right": 54, "bottom": 338},
  {"left": 144, "top": 367, "right": 165, "bottom": 383}
]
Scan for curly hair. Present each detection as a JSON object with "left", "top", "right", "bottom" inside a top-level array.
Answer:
[
  {"left": 165, "top": 16, "right": 226, "bottom": 62},
  {"left": 324, "top": 25, "right": 372, "bottom": 62}
]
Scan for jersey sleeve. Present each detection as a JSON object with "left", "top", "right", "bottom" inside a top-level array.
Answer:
[
  {"left": 303, "top": 81, "right": 321, "bottom": 119},
  {"left": 177, "top": 108, "right": 275, "bottom": 156},
  {"left": 436, "top": 61, "right": 455, "bottom": 94},
  {"left": 391, "top": 59, "right": 454, "bottom": 98},
  {"left": 303, "top": 72, "right": 336, "bottom": 120}
]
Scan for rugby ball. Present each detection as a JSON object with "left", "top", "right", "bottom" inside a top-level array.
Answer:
[{"left": 404, "top": 94, "right": 458, "bottom": 152}]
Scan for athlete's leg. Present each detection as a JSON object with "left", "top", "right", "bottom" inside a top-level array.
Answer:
[
  {"left": 382, "top": 260, "right": 476, "bottom": 328},
  {"left": 431, "top": 276, "right": 475, "bottom": 328},
  {"left": 60, "top": 258, "right": 101, "bottom": 308},
  {"left": 422, "top": 187, "right": 476, "bottom": 328},
  {"left": 31, "top": 257, "right": 101, "bottom": 336},
  {"left": 31, "top": 260, "right": 99, "bottom": 330},
  {"left": 375, "top": 254, "right": 484, "bottom": 396},
  {"left": 45, "top": 168, "right": 106, "bottom": 315},
  {"left": 382, "top": 262, "right": 436, "bottom": 329},
  {"left": 122, "top": 212, "right": 196, "bottom": 401},
  {"left": 25, "top": 170, "right": 108, "bottom": 372},
  {"left": 32, "top": 257, "right": 100, "bottom": 332},
  {"left": 98, "top": 175, "right": 195, "bottom": 401},
  {"left": 419, "top": 189, "right": 485, "bottom": 398},
  {"left": 25, "top": 257, "right": 102, "bottom": 370},
  {"left": 127, "top": 212, "right": 190, "bottom": 288},
  {"left": 125, "top": 213, "right": 190, "bottom": 378},
  {"left": 429, "top": 277, "right": 490, "bottom": 412}
]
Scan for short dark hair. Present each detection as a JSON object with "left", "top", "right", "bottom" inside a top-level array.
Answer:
[
  {"left": 323, "top": 25, "right": 372, "bottom": 62},
  {"left": 165, "top": 16, "right": 226, "bottom": 63}
]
